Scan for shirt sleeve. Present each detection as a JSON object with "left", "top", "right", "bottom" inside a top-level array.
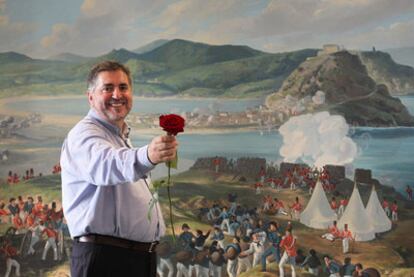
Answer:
[{"left": 62, "top": 123, "right": 155, "bottom": 186}]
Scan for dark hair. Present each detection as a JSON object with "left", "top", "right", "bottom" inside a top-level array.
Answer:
[
  {"left": 269, "top": 221, "right": 278, "bottom": 229},
  {"left": 309, "top": 249, "right": 316, "bottom": 256},
  {"left": 355, "top": 263, "right": 363, "bottom": 269},
  {"left": 344, "top": 257, "right": 351, "bottom": 264},
  {"left": 87, "top": 61, "right": 132, "bottom": 91}
]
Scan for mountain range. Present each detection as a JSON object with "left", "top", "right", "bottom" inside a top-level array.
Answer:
[{"left": 0, "top": 39, "right": 413, "bottom": 100}]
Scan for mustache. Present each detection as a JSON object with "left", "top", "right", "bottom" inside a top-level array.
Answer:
[{"left": 108, "top": 99, "right": 127, "bottom": 104}]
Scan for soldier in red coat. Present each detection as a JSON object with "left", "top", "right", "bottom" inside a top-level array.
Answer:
[
  {"left": 1, "top": 239, "right": 21, "bottom": 277},
  {"left": 279, "top": 228, "right": 297, "bottom": 277},
  {"left": 7, "top": 171, "right": 13, "bottom": 184},
  {"left": 341, "top": 224, "right": 354, "bottom": 254},
  {"left": 382, "top": 197, "right": 391, "bottom": 218},
  {"left": 12, "top": 215, "right": 25, "bottom": 234},
  {"left": 290, "top": 197, "right": 303, "bottom": 220},
  {"left": 12, "top": 173, "right": 20, "bottom": 184},
  {"left": 330, "top": 197, "right": 338, "bottom": 215},
  {"left": 41, "top": 222, "right": 58, "bottom": 261},
  {"left": 391, "top": 201, "right": 398, "bottom": 221}
]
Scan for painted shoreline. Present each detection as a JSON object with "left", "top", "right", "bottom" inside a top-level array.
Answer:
[{"left": 0, "top": 95, "right": 262, "bottom": 135}]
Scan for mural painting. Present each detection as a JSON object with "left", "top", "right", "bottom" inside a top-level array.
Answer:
[{"left": 0, "top": 1, "right": 413, "bottom": 276}]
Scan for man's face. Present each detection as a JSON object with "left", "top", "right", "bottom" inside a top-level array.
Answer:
[{"left": 88, "top": 70, "right": 133, "bottom": 127}]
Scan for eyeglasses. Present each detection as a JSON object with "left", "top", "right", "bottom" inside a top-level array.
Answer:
[{"left": 99, "top": 83, "right": 130, "bottom": 94}]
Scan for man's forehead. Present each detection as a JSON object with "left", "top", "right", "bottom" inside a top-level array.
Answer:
[{"left": 96, "top": 70, "right": 130, "bottom": 84}]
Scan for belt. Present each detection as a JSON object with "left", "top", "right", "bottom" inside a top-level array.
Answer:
[{"left": 75, "top": 234, "right": 159, "bottom": 253}]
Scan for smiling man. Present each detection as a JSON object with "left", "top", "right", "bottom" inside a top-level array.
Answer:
[{"left": 60, "top": 61, "right": 178, "bottom": 277}]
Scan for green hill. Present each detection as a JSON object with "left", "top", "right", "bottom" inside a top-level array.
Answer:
[
  {"left": 132, "top": 39, "right": 169, "bottom": 54},
  {"left": 0, "top": 51, "right": 33, "bottom": 64},
  {"left": 266, "top": 50, "right": 414, "bottom": 126},
  {"left": 138, "top": 39, "right": 265, "bottom": 70},
  {"left": 94, "top": 48, "right": 142, "bottom": 63},
  {"left": 0, "top": 41, "right": 318, "bottom": 98},
  {"left": 360, "top": 50, "right": 414, "bottom": 95},
  {"left": 159, "top": 49, "right": 318, "bottom": 97},
  {"left": 47, "top": 52, "right": 91, "bottom": 63},
  {"left": 3, "top": 40, "right": 412, "bottom": 100}
]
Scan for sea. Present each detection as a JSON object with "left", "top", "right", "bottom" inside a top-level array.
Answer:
[{"left": 7, "top": 95, "right": 414, "bottom": 193}]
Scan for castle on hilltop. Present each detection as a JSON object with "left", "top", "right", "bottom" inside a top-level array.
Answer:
[{"left": 317, "top": 44, "right": 343, "bottom": 56}]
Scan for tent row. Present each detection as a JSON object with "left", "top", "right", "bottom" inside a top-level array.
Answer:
[{"left": 300, "top": 180, "right": 391, "bottom": 241}]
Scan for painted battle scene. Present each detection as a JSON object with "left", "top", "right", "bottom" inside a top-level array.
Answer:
[{"left": 1, "top": 1, "right": 414, "bottom": 276}]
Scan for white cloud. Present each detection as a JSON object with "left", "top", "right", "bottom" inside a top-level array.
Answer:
[
  {"left": 339, "top": 19, "right": 414, "bottom": 50},
  {"left": 279, "top": 111, "right": 358, "bottom": 167},
  {"left": 37, "top": 0, "right": 164, "bottom": 57},
  {"left": 0, "top": 0, "right": 5, "bottom": 11},
  {"left": 3, "top": 0, "right": 414, "bottom": 57}
]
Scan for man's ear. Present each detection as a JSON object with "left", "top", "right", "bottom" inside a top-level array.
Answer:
[{"left": 87, "top": 91, "right": 93, "bottom": 105}]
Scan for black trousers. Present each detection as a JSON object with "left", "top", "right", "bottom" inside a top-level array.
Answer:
[{"left": 70, "top": 240, "right": 157, "bottom": 277}]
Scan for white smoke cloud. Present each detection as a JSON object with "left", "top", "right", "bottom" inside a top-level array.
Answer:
[{"left": 279, "top": 111, "right": 357, "bottom": 167}]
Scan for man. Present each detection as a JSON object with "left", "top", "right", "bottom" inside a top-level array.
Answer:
[
  {"left": 178, "top": 223, "right": 194, "bottom": 251},
  {"left": 321, "top": 220, "right": 340, "bottom": 241},
  {"left": 218, "top": 207, "right": 231, "bottom": 233},
  {"left": 211, "top": 227, "right": 226, "bottom": 249},
  {"left": 391, "top": 200, "right": 398, "bottom": 221},
  {"left": 236, "top": 236, "right": 252, "bottom": 275},
  {"left": 209, "top": 241, "right": 225, "bottom": 277},
  {"left": 7, "top": 198, "right": 18, "bottom": 218},
  {"left": 228, "top": 216, "right": 241, "bottom": 236},
  {"left": 338, "top": 196, "right": 348, "bottom": 218},
  {"left": 340, "top": 257, "right": 355, "bottom": 277},
  {"left": 193, "top": 229, "right": 211, "bottom": 251},
  {"left": 41, "top": 222, "right": 58, "bottom": 261},
  {"left": 1, "top": 239, "right": 21, "bottom": 277},
  {"left": 354, "top": 263, "right": 369, "bottom": 277},
  {"left": 61, "top": 61, "right": 178, "bottom": 277},
  {"left": 406, "top": 185, "right": 413, "bottom": 200},
  {"left": 279, "top": 228, "right": 297, "bottom": 277},
  {"left": 261, "top": 221, "right": 282, "bottom": 272},
  {"left": 341, "top": 224, "right": 354, "bottom": 254},
  {"left": 290, "top": 197, "right": 302, "bottom": 220},
  {"left": 301, "top": 249, "right": 321, "bottom": 275},
  {"left": 323, "top": 255, "right": 341, "bottom": 277},
  {"left": 382, "top": 197, "right": 391, "bottom": 217},
  {"left": 240, "top": 232, "right": 265, "bottom": 267},
  {"left": 225, "top": 237, "right": 241, "bottom": 277}
]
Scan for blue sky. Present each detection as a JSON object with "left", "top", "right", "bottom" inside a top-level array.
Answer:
[{"left": 1, "top": 0, "right": 414, "bottom": 58}]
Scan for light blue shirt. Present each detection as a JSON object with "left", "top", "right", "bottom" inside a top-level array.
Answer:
[{"left": 60, "top": 109, "right": 165, "bottom": 242}]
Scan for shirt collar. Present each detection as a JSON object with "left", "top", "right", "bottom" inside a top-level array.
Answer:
[{"left": 87, "top": 109, "right": 130, "bottom": 138}]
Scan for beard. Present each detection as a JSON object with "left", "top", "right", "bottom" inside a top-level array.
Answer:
[{"left": 94, "top": 97, "right": 132, "bottom": 125}]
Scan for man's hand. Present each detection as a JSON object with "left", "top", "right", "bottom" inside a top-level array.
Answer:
[{"left": 147, "top": 135, "right": 179, "bottom": 164}]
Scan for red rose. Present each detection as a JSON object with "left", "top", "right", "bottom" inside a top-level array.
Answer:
[{"left": 159, "top": 114, "right": 185, "bottom": 136}]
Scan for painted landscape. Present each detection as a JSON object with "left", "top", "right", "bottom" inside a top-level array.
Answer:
[{"left": 1, "top": 1, "right": 414, "bottom": 276}]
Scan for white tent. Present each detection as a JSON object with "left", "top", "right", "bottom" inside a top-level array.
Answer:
[
  {"left": 338, "top": 184, "right": 376, "bottom": 241},
  {"left": 300, "top": 180, "right": 337, "bottom": 229},
  {"left": 366, "top": 186, "right": 392, "bottom": 233}
]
